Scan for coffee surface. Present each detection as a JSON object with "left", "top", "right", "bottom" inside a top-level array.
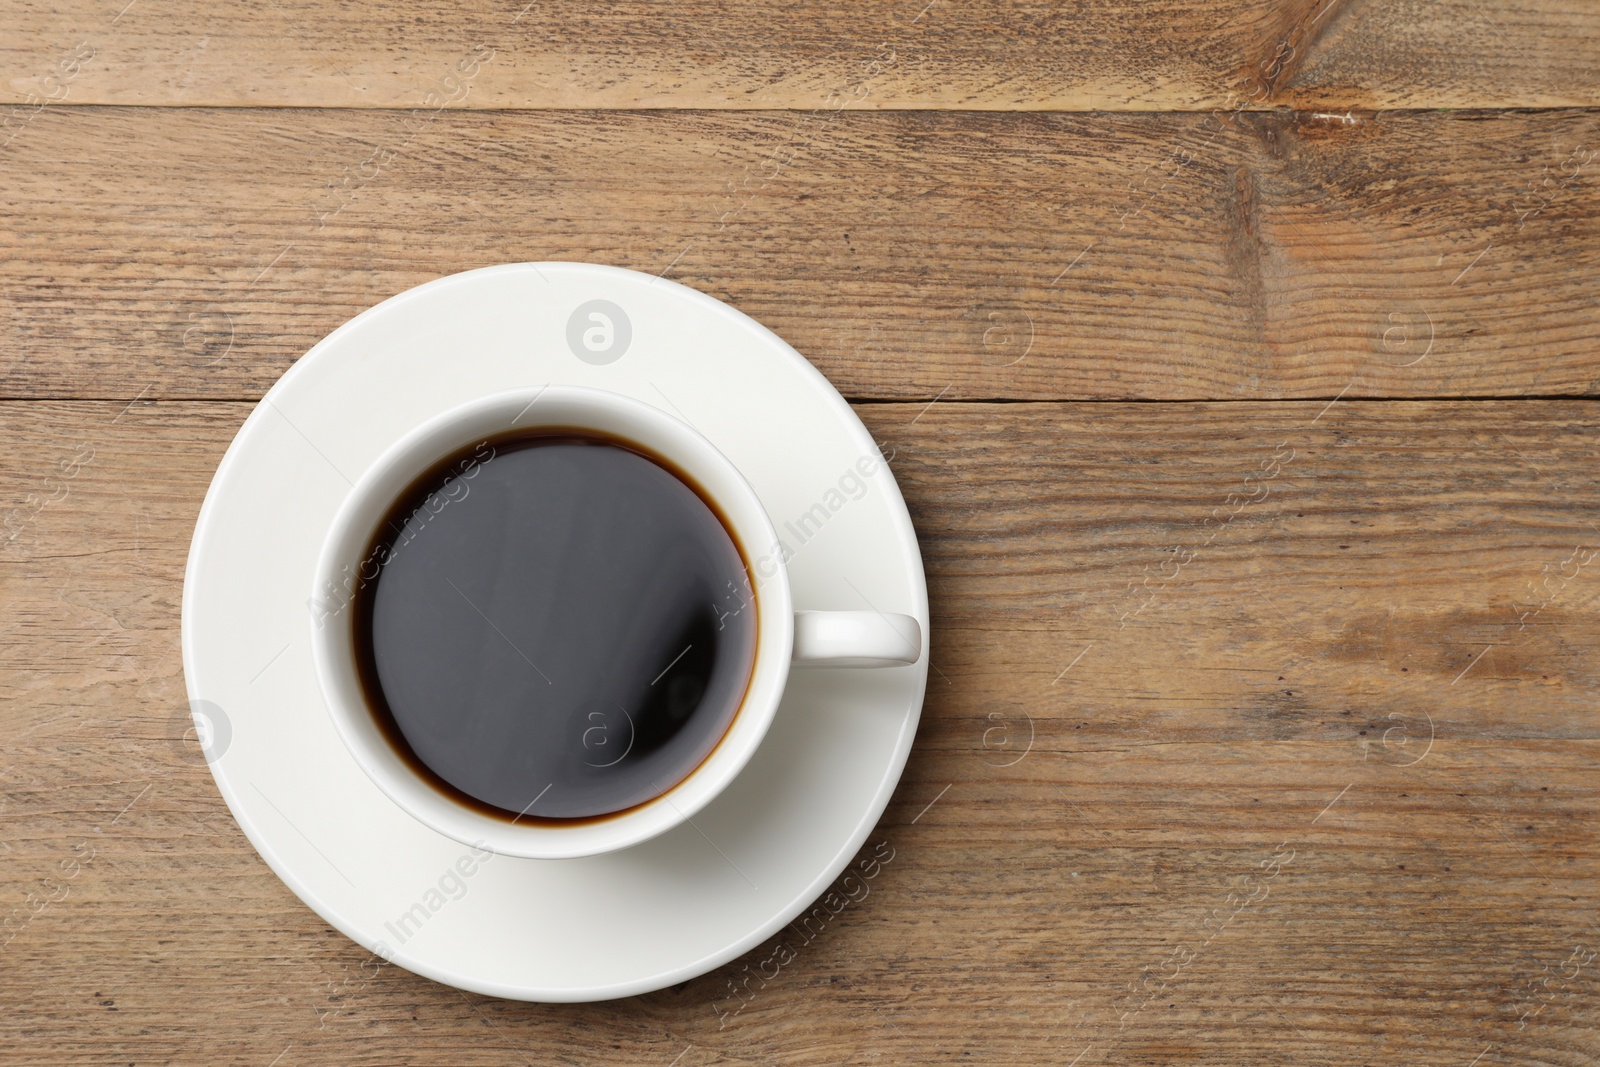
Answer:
[{"left": 353, "top": 432, "right": 757, "bottom": 820}]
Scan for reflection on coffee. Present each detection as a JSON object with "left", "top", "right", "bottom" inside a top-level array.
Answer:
[{"left": 352, "top": 430, "right": 758, "bottom": 821}]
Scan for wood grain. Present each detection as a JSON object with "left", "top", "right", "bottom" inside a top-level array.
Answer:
[
  {"left": 3, "top": 106, "right": 1599, "bottom": 403},
  {"left": 2, "top": 399, "right": 1597, "bottom": 1064},
  {"left": 7, "top": 0, "right": 1600, "bottom": 1059},
  {"left": 4, "top": 0, "right": 1599, "bottom": 111}
]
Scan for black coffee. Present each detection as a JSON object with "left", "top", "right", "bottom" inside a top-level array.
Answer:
[{"left": 351, "top": 430, "right": 758, "bottom": 821}]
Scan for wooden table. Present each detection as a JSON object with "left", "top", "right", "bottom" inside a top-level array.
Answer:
[{"left": 4, "top": 1, "right": 1598, "bottom": 1063}]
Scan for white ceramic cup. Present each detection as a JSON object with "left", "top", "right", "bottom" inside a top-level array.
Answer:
[{"left": 310, "top": 386, "right": 921, "bottom": 859}]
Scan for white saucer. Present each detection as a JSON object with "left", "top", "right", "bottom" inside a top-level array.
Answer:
[{"left": 181, "top": 263, "right": 930, "bottom": 1001}]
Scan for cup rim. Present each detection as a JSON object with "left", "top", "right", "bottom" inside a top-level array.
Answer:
[{"left": 309, "top": 385, "right": 794, "bottom": 859}]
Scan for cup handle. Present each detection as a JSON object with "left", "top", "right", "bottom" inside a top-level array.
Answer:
[{"left": 791, "top": 610, "right": 922, "bottom": 668}]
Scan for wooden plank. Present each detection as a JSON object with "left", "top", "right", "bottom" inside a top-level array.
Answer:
[
  {"left": 2, "top": 398, "right": 1597, "bottom": 1062},
  {"left": 3, "top": 0, "right": 1598, "bottom": 111},
  {"left": 3, "top": 106, "right": 1599, "bottom": 402}
]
